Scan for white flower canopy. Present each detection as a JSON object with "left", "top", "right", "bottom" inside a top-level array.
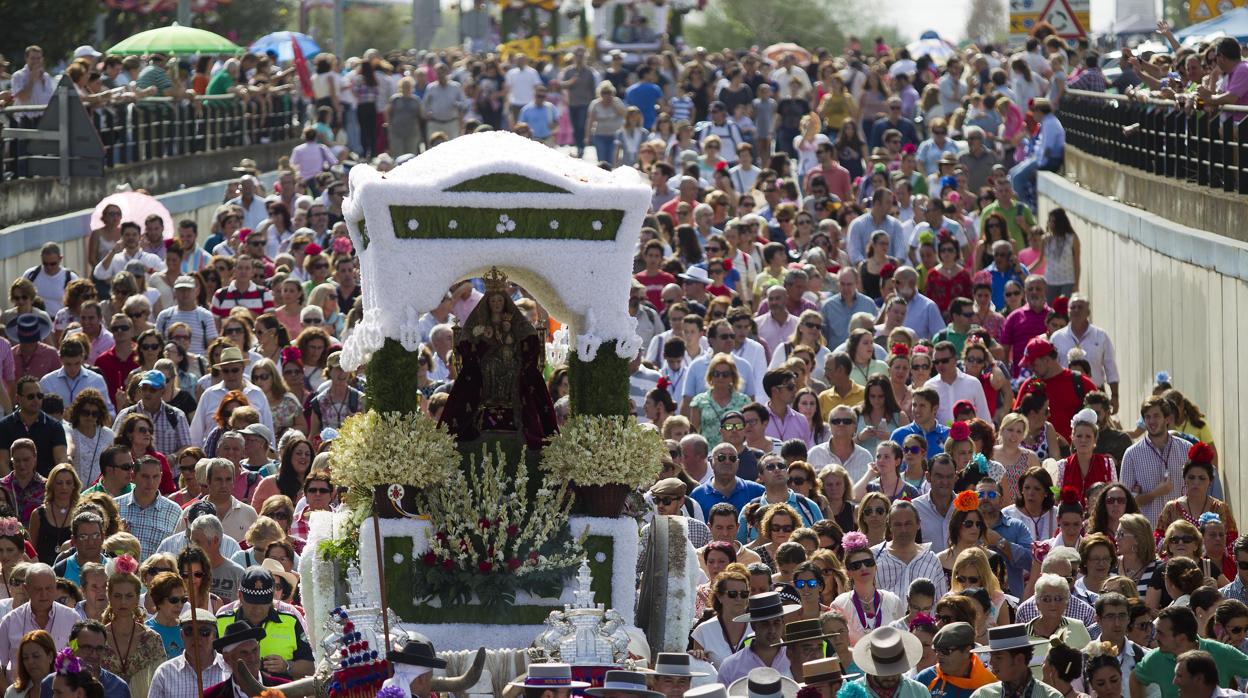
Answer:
[{"left": 340, "top": 131, "right": 652, "bottom": 370}]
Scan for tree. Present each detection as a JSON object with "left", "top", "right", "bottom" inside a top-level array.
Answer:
[
  {"left": 685, "top": 0, "right": 901, "bottom": 56},
  {"left": 307, "top": 4, "right": 411, "bottom": 59},
  {"left": 965, "top": 0, "right": 1008, "bottom": 44},
  {"left": 0, "top": 0, "right": 97, "bottom": 65}
]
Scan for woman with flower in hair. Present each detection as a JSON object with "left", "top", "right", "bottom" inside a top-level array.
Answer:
[
  {"left": 924, "top": 233, "right": 974, "bottom": 314},
  {"left": 859, "top": 231, "right": 900, "bottom": 303},
  {"left": 947, "top": 421, "right": 1004, "bottom": 493},
  {"left": 1082, "top": 641, "right": 1122, "bottom": 698},
  {"left": 643, "top": 380, "right": 677, "bottom": 431},
  {"left": 0, "top": 518, "right": 26, "bottom": 601},
  {"left": 1200, "top": 512, "right": 1236, "bottom": 582},
  {"left": 99, "top": 556, "right": 165, "bottom": 696},
  {"left": 1057, "top": 408, "right": 1115, "bottom": 506},
  {"left": 885, "top": 347, "right": 914, "bottom": 417},
  {"left": 938, "top": 491, "right": 991, "bottom": 583},
  {"left": 830, "top": 531, "right": 905, "bottom": 644},
  {"left": 1042, "top": 635, "right": 1090, "bottom": 697},
  {"left": 6, "top": 629, "right": 54, "bottom": 698},
  {"left": 1157, "top": 442, "right": 1238, "bottom": 540},
  {"left": 1161, "top": 520, "right": 1228, "bottom": 588},
  {"left": 49, "top": 647, "right": 103, "bottom": 698}
]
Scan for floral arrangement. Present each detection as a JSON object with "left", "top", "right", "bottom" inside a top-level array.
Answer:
[
  {"left": 953, "top": 490, "right": 980, "bottom": 513},
  {"left": 330, "top": 411, "right": 460, "bottom": 491},
  {"left": 1082, "top": 640, "right": 1117, "bottom": 658},
  {"left": 1199, "top": 512, "right": 1222, "bottom": 528},
  {"left": 842, "top": 531, "right": 870, "bottom": 554},
  {"left": 54, "top": 647, "right": 80, "bottom": 676},
  {"left": 1032, "top": 540, "right": 1052, "bottom": 563},
  {"left": 413, "top": 443, "right": 582, "bottom": 610},
  {"left": 541, "top": 414, "right": 668, "bottom": 488},
  {"left": 908, "top": 612, "right": 937, "bottom": 632},
  {"left": 1059, "top": 486, "right": 1081, "bottom": 508},
  {"left": 107, "top": 554, "right": 139, "bottom": 577},
  {"left": 0, "top": 518, "right": 22, "bottom": 537},
  {"left": 948, "top": 421, "right": 971, "bottom": 442},
  {"left": 889, "top": 343, "right": 909, "bottom": 358},
  {"left": 1189, "top": 441, "right": 1216, "bottom": 465}
]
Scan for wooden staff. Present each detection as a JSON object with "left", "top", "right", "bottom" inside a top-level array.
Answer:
[{"left": 189, "top": 605, "right": 205, "bottom": 698}]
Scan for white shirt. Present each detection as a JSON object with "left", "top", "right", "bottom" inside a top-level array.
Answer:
[
  {"left": 1050, "top": 322, "right": 1119, "bottom": 387},
  {"left": 93, "top": 248, "right": 167, "bottom": 281},
  {"left": 505, "top": 66, "right": 543, "bottom": 106},
  {"left": 149, "top": 652, "right": 230, "bottom": 698},
  {"left": 924, "top": 371, "right": 992, "bottom": 423},
  {"left": 806, "top": 441, "right": 872, "bottom": 482},
  {"left": 21, "top": 266, "right": 77, "bottom": 316},
  {"left": 189, "top": 381, "right": 272, "bottom": 444},
  {"left": 226, "top": 194, "right": 270, "bottom": 230},
  {"left": 870, "top": 540, "right": 949, "bottom": 601}
]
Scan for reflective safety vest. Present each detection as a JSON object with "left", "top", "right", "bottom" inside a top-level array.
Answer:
[{"left": 217, "top": 611, "right": 300, "bottom": 660}]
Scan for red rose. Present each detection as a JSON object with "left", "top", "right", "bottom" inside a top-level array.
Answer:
[
  {"left": 528, "top": 550, "right": 540, "bottom": 561},
  {"left": 421, "top": 552, "right": 436, "bottom": 566},
  {"left": 435, "top": 530, "right": 449, "bottom": 541},
  {"left": 478, "top": 518, "right": 491, "bottom": 530},
  {"left": 441, "top": 559, "right": 455, "bottom": 571},
  {"left": 479, "top": 561, "right": 493, "bottom": 573},
  {"left": 508, "top": 558, "right": 522, "bottom": 570},
  {"left": 507, "top": 525, "right": 519, "bottom": 536}
]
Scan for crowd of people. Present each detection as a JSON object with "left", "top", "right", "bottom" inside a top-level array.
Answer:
[{"left": 0, "top": 16, "right": 1247, "bottom": 698}]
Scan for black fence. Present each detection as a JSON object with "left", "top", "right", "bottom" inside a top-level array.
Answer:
[
  {"left": 1, "top": 90, "right": 302, "bottom": 181},
  {"left": 1059, "top": 88, "right": 1248, "bottom": 195}
]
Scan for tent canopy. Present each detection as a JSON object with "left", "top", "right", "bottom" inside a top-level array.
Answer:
[{"left": 1175, "top": 7, "right": 1248, "bottom": 43}]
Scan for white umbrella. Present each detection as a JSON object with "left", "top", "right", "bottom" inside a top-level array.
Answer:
[{"left": 906, "top": 38, "right": 956, "bottom": 63}]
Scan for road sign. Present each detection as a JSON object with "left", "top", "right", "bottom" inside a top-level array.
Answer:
[
  {"left": 1010, "top": 13, "right": 1040, "bottom": 34},
  {"left": 1037, "top": 0, "right": 1089, "bottom": 38},
  {"left": 1190, "top": 0, "right": 1245, "bottom": 22}
]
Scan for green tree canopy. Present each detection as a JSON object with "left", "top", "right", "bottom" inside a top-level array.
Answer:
[
  {"left": 0, "top": 0, "right": 97, "bottom": 66},
  {"left": 684, "top": 0, "right": 902, "bottom": 56}
]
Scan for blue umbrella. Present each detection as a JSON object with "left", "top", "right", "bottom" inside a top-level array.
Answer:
[{"left": 248, "top": 31, "right": 322, "bottom": 63}]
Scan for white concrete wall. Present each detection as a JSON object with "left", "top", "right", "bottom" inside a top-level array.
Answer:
[{"left": 1039, "top": 173, "right": 1246, "bottom": 509}]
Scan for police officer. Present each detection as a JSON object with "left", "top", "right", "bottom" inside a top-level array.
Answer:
[{"left": 215, "top": 566, "right": 313, "bottom": 678}]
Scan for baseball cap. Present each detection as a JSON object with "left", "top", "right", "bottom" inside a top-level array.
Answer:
[
  {"left": 1020, "top": 337, "right": 1056, "bottom": 367},
  {"left": 138, "top": 370, "right": 166, "bottom": 389},
  {"left": 173, "top": 275, "right": 197, "bottom": 289},
  {"left": 933, "top": 622, "right": 977, "bottom": 650},
  {"left": 239, "top": 566, "right": 275, "bottom": 604},
  {"left": 240, "top": 423, "right": 275, "bottom": 449},
  {"left": 124, "top": 260, "right": 148, "bottom": 277},
  {"left": 73, "top": 46, "right": 101, "bottom": 58}
]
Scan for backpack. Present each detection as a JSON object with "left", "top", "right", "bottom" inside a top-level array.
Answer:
[{"left": 24, "top": 267, "right": 74, "bottom": 289}]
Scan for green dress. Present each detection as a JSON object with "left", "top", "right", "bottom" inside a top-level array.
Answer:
[{"left": 691, "top": 390, "right": 750, "bottom": 447}]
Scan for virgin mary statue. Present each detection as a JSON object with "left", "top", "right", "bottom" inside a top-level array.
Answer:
[{"left": 438, "top": 268, "right": 559, "bottom": 449}]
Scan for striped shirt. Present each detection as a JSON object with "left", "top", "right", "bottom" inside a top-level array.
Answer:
[
  {"left": 113, "top": 402, "right": 191, "bottom": 457},
  {"left": 1120, "top": 435, "right": 1188, "bottom": 523},
  {"left": 115, "top": 492, "right": 183, "bottom": 560},
  {"left": 871, "top": 541, "right": 949, "bottom": 601},
  {"left": 156, "top": 306, "right": 218, "bottom": 354},
  {"left": 210, "top": 282, "right": 273, "bottom": 319},
  {"left": 1015, "top": 593, "right": 1097, "bottom": 626}
]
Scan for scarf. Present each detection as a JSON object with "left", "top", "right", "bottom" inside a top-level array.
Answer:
[{"left": 930, "top": 654, "right": 997, "bottom": 690}]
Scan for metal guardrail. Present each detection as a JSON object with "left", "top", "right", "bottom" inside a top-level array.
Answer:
[
  {"left": 1059, "top": 88, "right": 1248, "bottom": 195},
  {"left": 1, "top": 87, "right": 302, "bottom": 181}
]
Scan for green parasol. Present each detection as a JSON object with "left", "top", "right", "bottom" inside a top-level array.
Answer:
[{"left": 106, "top": 22, "right": 243, "bottom": 57}]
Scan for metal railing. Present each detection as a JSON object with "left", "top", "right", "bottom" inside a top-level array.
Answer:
[
  {"left": 1059, "top": 88, "right": 1248, "bottom": 195},
  {"left": 1, "top": 86, "right": 302, "bottom": 181}
]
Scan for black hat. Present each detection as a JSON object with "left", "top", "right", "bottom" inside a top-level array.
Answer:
[
  {"left": 214, "top": 620, "right": 266, "bottom": 651},
  {"left": 731, "top": 591, "right": 801, "bottom": 624},
  {"left": 186, "top": 499, "right": 217, "bottom": 523},
  {"left": 239, "top": 566, "right": 274, "bottom": 604},
  {"left": 387, "top": 639, "right": 447, "bottom": 669}
]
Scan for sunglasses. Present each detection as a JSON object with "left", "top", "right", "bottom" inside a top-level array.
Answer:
[
  {"left": 770, "top": 524, "right": 795, "bottom": 533},
  {"left": 763, "top": 462, "right": 786, "bottom": 471},
  {"left": 110, "top": 326, "right": 131, "bottom": 333},
  {"left": 269, "top": 512, "right": 292, "bottom": 521},
  {"left": 829, "top": 418, "right": 855, "bottom": 426},
  {"left": 711, "top": 370, "right": 734, "bottom": 378},
  {"left": 22, "top": 393, "right": 42, "bottom": 402},
  {"left": 134, "top": 426, "right": 152, "bottom": 435},
  {"left": 714, "top": 453, "right": 739, "bottom": 463},
  {"left": 220, "top": 367, "right": 242, "bottom": 374},
  {"left": 224, "top": 327, "right": 245, "bottom": 335},
  {"left": 788, "top": 477, "right": 807, "bottom": 486},
  {"left": 182, "top": 570, "right": 206, "bottom": 579},
  {"left": 252, "top": 373, "right": 272, "bottom": 381},
  {"left": 847, "top": 558, "right": 876, "bottom": 571},
  {"left": 1105, "top": 496, "right": 1127, "bottom": 505},
  {"left": 793, "top": 579, "right": 819, "bottom": 589},
  {"left": 1006, "top": 291, "right": 1022, "bottom": 297},
  {"left": 181, "top": 626, "right": 215, "bottom": 638},
  {"left": 904, "top": 446, "right": 923, "bottom": 454},
  {"left": 911, "top": 363, "right": 931, "bottom": 371},
  {"left": 976, "top": 491, "right": 998, "bottom": 500},
  {"left": 165, "top": 595, "right": 186, "bottom": 605},
  {"left": 140, "top": 343, "right": 161, "bottom": 351},
  {"left": 935, "top": 646, "right": 967, "bottom": 656},
  {"left": 721, "top": 422, "right": 744, "bottom": 432},
  {"left": 306, "top": 486, "right": 333, "bottom": 495},
  {"left": 721, "top": 590, "right": 749, "bottom": 599},
  {"left": 961, "top": 519, "right": 983, "bottom": 528},
  {"left": 864, "top": 507, "right": 887, "bottom": 516},
  {"left": 933, "top": 356, "right": 953, "bottom": 365},
  {"left": 936, "top": 614, "right": 955, "bottom": 624},
  {"left": 654, "top": 496, "right": 680, "bottom": 506},
  {"left": 1171, "top": 535, "right": 1197, "bottom": 544},
  {"left": 955, "top": 575, "right": 980, "bottom": 585},
  {"left": 127, "top": 311, "right": 147, "bottom": 319}
]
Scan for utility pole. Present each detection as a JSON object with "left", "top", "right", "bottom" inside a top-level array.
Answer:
[
  {"left": 335, "top": 0, "right": 346, "bottom": 57},
  {"left": 178, "top": 0, "right": 191, "bottom": 26}
]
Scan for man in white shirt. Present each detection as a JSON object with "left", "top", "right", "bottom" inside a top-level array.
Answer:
[
  {"left": 923, "top": 340, "right": 991, "bottom": 423},
  {"left": 92, "top": 221, "right": 166, "bottom": 282},
  {"left": 1049, "top": 294, "right": 1119, "bottom": 411},
  {"left": 806, "top": 405, "right": 872, "bottom": 480},
  {"left": 504, "top": 54, "right": 543, "bottom": 125},
  {"left": 10, "top": 46, "right": 55, "bottom": 107},
  {"left": 41, "top": 340, "right": 114, "bottom": 418},
  {"left": 769, "top": 55, "right": 811, "bottom": 100},
  {"left": 226, "top": 175, "right": 269, "bottom": 230},
  {"left": 21, "top": 242, "right": 77, "bottom": 316},
  {"left": 189, "top": 347, "right": 272, "bottom": 443}
]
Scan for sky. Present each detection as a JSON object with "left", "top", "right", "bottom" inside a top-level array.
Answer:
[{"left": 880, "top": 0, "right": 1136, "bottom": 42}]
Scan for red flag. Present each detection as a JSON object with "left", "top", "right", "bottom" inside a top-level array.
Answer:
[{"left": 292, "top": 36, "right": 314, "bottom": 99}]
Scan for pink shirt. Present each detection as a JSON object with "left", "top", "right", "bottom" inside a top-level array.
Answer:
[
  {"left": 289, "top": 141, "right": 338, "bottom": 180},
  {"left": 999, "top": 304, "right": 1050, "bottom": 376},
  {"left": 1221, "top": 61, "right": 1248, "bottom": 122}
]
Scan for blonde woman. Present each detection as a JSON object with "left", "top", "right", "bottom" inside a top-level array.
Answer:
[
  {"left": 993, "top": 412, "right": 1041, "bottom": 503},
  {"left": 100, "top": 564, "right": 166, "bottom": 696},
  {"left": 855, "top": 491, "right": 891, "bottom": 547},
  {"left": 810, "top": 548, "right": 848, "bottom": 605},
  {"left": 769, "top": 310, "right": 830, "bottom": 375},
  {"left": 688, "top": 354, "right": 749, "bottom": 448},
  {"left": 1118, "top": 513, "right": 1163, "bottom": 609},
  {"left": 950, "top": 547, "right": 1009, "bottom": 627},
  {"left": 819, "top": 464, "right": 857, "bottom": 534},
  {"left": 250, "top": 357, "right": 302, "bottom": 438},
  {"left": 27, "top": 463, "right": 80, "bottom": 565},
  {"left": 1161, "top": 520, "right": 1227, "bottom": 588}
]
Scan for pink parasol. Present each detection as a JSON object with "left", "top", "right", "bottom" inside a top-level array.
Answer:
[{"left": 90, "top": 191, "right": 175, "bottom": 238}]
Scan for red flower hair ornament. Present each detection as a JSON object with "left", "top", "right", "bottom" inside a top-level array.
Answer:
[
  {"left": 948, "top": 421, "right": 971, "bottom": 442},
  {"left": 1188, "top": 442, "right": 1216, "bottom": 465},
  {"left": 953, "top": 490, "right": 980, "bottom": 512}
]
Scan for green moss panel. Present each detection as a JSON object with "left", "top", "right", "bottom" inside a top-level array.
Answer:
[
  {"left": 365, "top": 338, "right": 422, "bottom": 414},
  {"left": 567, "top": 341, "right": 630, "bottom": 417},
  {"left": 446, "top": 173, "right": 570, "bottom": 194}
]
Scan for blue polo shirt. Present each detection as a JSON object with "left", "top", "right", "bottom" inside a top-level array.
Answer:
[
  {"left": 625, "top": 80, "right": 664, "bottom": 129},
  {"left": 990, "top": 513, "right": 1035, "bottom": 598},
  {"left": 689, "top": 477, "right": 765, "bottom": 522},
  {"left": 891, "top": 421, "right": 951, "bottom": 456}
]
